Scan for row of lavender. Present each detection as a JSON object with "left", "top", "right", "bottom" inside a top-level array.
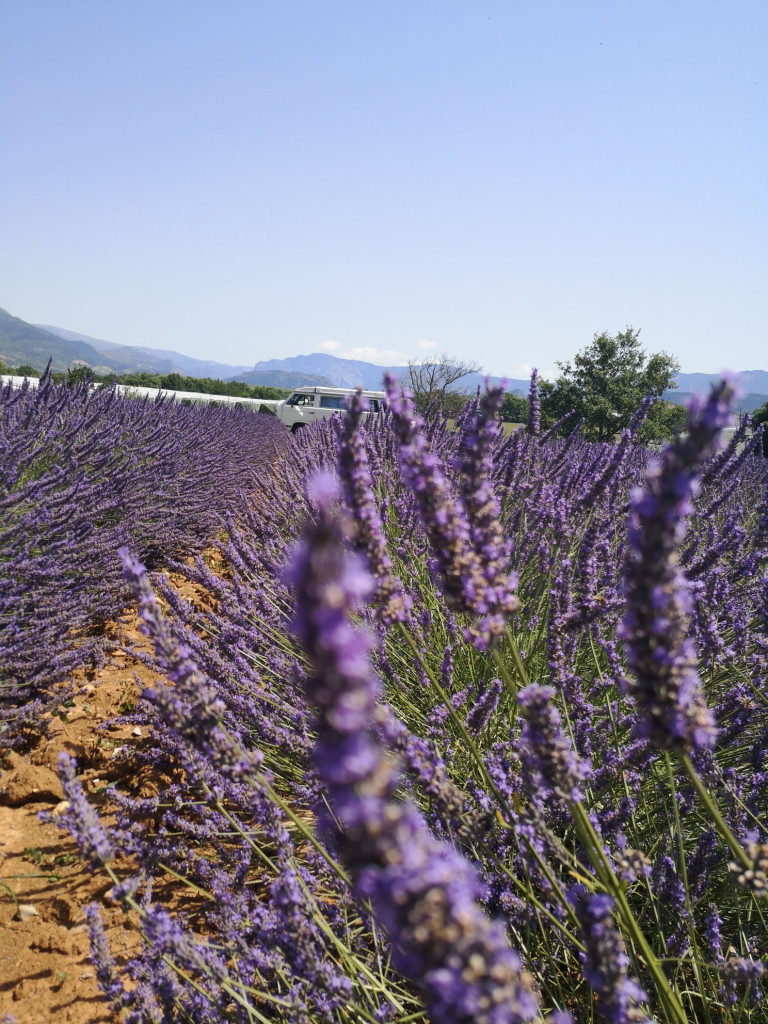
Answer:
[
  {"left": 59, "top": 376, "right": 768, "bottom": 1022},
  {"left": 0, "top": 368, "right": 288, "bottom": 745}
]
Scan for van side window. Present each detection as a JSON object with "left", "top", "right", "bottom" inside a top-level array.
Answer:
[
  {"left": 319, "top": 395, "right": 345, "bottom": 410},
  {"left": 368, "top": 399, "right": 379, "bottom": 412}
]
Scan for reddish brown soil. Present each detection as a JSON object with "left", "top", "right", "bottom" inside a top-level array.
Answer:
[{"left": 0, "top": 570, "right": 215, "bottom": 1023}]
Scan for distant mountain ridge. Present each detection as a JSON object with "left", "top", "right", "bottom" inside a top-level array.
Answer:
[
  {"left": 232, "top": 352, "right": 527, "bottom": 393},
  {"left": 235, "top": 353, "right": 399, "bottom": 390},
  {"left": 235, "top": 369, "right": 335, "bottom": 388},
  {"left": 34, "top": 325, "right": 124, "bottom": 350},
  {"left": 2, "top": 305, "right": 766, "bottom": 404},
  {"left": 37, "top": 322, "right": 252, "bottom": 378},
  {"left": 0, "top": 308, "right": 256, "bottom": 377},
  {"left": 665, "top": 392, "right": 768, "bottom": 414},
  {"left": 665, "top": 371, "right": 768, "bottom": 414},
  {"left": 672, "top": 370, "right": 768, "bottom": 394},
  {"left": 0, "top": 309, "right": 120, "bottom": 374}
]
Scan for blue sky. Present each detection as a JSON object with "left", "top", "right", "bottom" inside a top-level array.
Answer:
[{"left": 2, "top": 1, "right": 765, "bottom": 376}]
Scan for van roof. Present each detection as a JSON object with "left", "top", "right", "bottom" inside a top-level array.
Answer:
[{"left": 291, "top": 386, "right": 386, "bottom": 398}]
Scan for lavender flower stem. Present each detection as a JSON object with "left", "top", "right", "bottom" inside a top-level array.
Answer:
[
  {"left": 220, "top": 781, "right": 352, "bottom": 885},
  {"left": 504, "top": 627, "right": 533, "bottom": 689},
  {"left": 665, "top": 755, "right": 718, "bottom": 1024},
  {"left": 622, "top": 377, "right": 740, "bottom": 754},
  {"left": 396, "top": 622, "right": 503, "bottom": 801},
  {"left": 518, "top": 837, "right": 586, "bottom": 941},
  {"left": 216, "top": 796, "right": 407, "bottom": 1014},
  {"left": 490, "top": 636, "right": 523, "bottom": 707},
  {"left": 570, "top": 800, "right": 688, "bottom": 1024},
  {"left": 679, "top": 755, "right": 752, "bottom": 871}
]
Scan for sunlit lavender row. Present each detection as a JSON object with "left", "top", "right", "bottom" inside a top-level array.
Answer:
[
  {"left": 0, "top": 367, "right": 288, "bottom": 745},
  {"left": 5, "top": 367, "right": 768, "bottom": 1021}
]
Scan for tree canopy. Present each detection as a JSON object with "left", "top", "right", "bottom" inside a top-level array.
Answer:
[
  {"left": 499, "top": 392, "right": 529, "bottom": 424},
  {"left": 0, "top": 362, "right": 41, "bottom": 378},
  {"left": 540, "top": 328, "right": 681, "bottom": 442},
  {"left": 752, "top": 400, "right": 768, "bottom": 456}
]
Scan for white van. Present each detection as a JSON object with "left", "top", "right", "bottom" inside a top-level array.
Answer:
[{"left": 274, "top": 386, "right": 386, "bottom": 433}]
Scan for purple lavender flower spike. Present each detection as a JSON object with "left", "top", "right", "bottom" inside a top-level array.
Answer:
[
  {"left": 703, "top": 904, "right": 724, "bottom": 964},
  {"left": 527, "top": 369, "right": 540, "bottom": 437},
  {"left": 457, "top": 381, "right": 521, "bottom": 646},
  {"left": 336, "top": 389, "right": 412, "bottom": 625},
  {"left": 383, "top": 373, "right": 518, "bottom": 649},
  {"left": 574, "top": 891, "right": 652, "bottom": 1024},
  {"left": 287, "top": 472, "right": 540, "bottom": 1023},
  {"left": 57, "top": 753, "right": 114, "bottom": 868},
  {"left": 621, "top": 376, "right": 741, "bottom": 754},
  {"left": 383, "top": 374, "right": 480, "bottom": 612},
  {"left": 119, "top": 547, "right": 263, "bottom": 779},
  {"left": 465, "top": 678, "right": 503, "bottom": 736},
  {"left": 720, "top": 957, "right": 766, "bottom": 1006},
  {"left": 84, "top": 904, "right": 131, "bottom": 1007},
  {"left": 517, "top": 684, "right": 589, "bottom": 802}
]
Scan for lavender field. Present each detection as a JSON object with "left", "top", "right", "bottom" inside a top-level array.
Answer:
[{"left": 2, "top": 369, "right": 768, "bottom": 1023}]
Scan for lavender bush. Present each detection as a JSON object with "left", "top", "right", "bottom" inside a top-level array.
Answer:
[
  {"left": 32, "top": 371, "right": 768, "bottom": 1021},
  {"left": 0, "top": 367, "right": 287, "bottom": 745}
]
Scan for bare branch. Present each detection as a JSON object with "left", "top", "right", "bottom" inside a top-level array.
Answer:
[{"left": 401, "top": 353, "right": 482, "bottom": 415}]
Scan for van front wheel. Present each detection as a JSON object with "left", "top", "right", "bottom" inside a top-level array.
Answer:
[{"left": 291, "top": 423, "right": 306, "bottom": 434}]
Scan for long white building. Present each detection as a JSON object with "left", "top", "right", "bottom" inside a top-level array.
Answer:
[{"left": 0, "top": 375, "right": 280, "bottom": 412}]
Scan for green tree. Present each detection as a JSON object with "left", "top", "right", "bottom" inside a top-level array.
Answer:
[
  {"left": 540, "top": 328, "right": 680, "bottom": 442},
  {"left": 160, "top": 372, "right": 187, "bottom": 391},
  {"left": 13, "top": 363, "right": 41, "bottom": 378},
  {"left": 500, "top": 392, "right": 529, "bottom": 424},
  {"left": 638, "top": 398, "right": 687, "bottom": 445},
  {"left": 248, "top": 384, "right": 291, "bottom": 400},
  {"left": 752, "top": 400, "right": 768, "bottom": 457},
  {"left": 120, "top": 371, "right": 163, "bottom": 387},
  {"left": 66, "top": 365, "right": 97, "bottom": 386}
]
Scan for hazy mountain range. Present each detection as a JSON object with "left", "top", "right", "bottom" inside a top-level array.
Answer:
[
  {"left": 0, "top": 307, "right": 252, "bottom": 378},
  {"left": 231, "top": 353, "right": 528, "bottom": 394},
  {"left": 2, "top": 305, "right": 766, "bottom": 409}
]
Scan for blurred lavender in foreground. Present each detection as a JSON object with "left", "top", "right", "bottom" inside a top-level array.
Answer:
[
  {"left": 84, "top": 904, "right": 129, "bottom": 1008},
  {"left": 622, "top": 376, "right": 740, "bottom": 753},
  {"left": 287, "top": 471, "right": 539, "bottom": 1024}
]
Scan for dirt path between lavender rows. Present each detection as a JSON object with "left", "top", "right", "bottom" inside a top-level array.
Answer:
[{"left": 0, "top": 571, "right": 215, "bottom": 1024}]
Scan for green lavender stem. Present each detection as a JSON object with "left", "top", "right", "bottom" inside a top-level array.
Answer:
[{"left": 570, "top": 799, "right": 688, "bottom": 1024}]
